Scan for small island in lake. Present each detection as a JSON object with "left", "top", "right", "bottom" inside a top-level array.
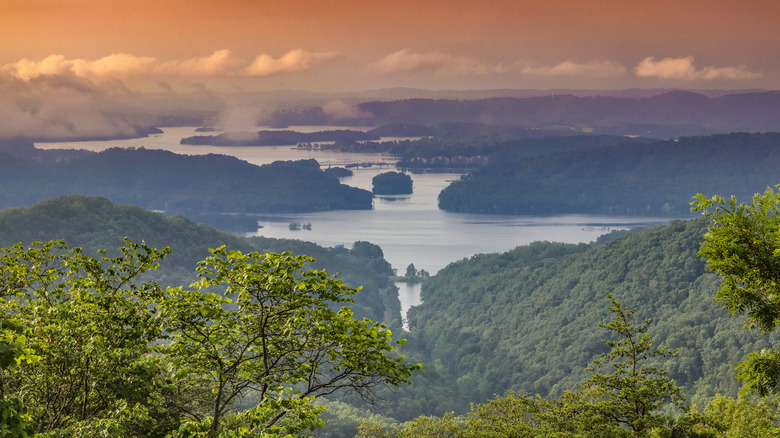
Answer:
[{"left": 372, "top": 171, "right": 413, "bottom": 195}]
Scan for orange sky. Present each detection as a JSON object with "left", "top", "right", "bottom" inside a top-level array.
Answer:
[{"left": 2, "top": 0, "right": 779, "bottom": 91}]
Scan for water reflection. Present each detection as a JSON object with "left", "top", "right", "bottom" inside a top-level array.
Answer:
[{"left": 395, "top": 281, "right": 423, "bottom": 330}]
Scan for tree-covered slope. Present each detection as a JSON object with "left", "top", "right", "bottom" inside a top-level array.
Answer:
[
  {"left": 439, "top": 132, "right": 780, "bottom": 216},
  {"left": 405, "top": 218, "right": 780, "bottom": 410},
  {"left": 0, "top": 195, "right": 397, "bottom": 324},
  {"left": 0, "top": 146, "right": 372, "bottom": 213}
]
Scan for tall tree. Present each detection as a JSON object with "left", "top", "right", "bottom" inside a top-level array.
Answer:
[
  {"left": 576, "top": 293, "right": 684, "bottom": 436},
  {"left": 693, "top": 187, "right": 780, "bottom": 395}
]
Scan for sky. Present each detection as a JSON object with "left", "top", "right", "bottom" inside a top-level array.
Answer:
[{"left": 2, "top": 0, "right": 779, "bottom": 93}]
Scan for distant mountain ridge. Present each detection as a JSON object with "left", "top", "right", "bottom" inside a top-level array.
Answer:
[
  {"left": 258, "top": 90, "right": 780, "bottom": 138},
  {"left": 354, "top": 91, "right": 780, "bottom": 136}
]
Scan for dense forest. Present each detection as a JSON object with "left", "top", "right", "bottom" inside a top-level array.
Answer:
[
  {"left": 6, "top": 124, "right": 780, "bottom": 435},
  {"left": 1, "top": 195, "right": 780, "bottom": 435},
  {"left": 438, "top": 132, "right": 780, "bottom": 216},
  {"left": 403, "top": 218, "right": 766, "bottom": 407},
  {"left": 0, "top": 143, "right": 373, "bottom": 215},
  {"left": 309, "top": 211, "right": 780, "bottom": 436},
  {"left": 0, "top": 196, "right": 399, "bottom": 325}
]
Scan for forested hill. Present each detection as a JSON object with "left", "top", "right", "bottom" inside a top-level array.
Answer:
[
  {"left": 0, "top": 144, "right": 372, "bottom": 213},
  {"left": 402, "top": 217, "right": 779, "bottom": 414},
  {"left": 0, "top": 196, "right": 399, "bottom": 324},
  {"left": 438, "top": 132, "right": 780, "bottom": 216}
]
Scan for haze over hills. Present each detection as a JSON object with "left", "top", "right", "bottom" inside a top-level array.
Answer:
[
  {"left": 4, "top": 88, "right": 780, "bottom": 141},
  {"left": 6, "top": 1, "right": 780, "bottom": 435}
]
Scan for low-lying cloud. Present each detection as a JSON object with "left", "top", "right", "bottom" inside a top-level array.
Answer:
[
  {"left": 634, "top": 56, "right": 761, "bottom": 80},
  {"left": 245, "top": 49, "right": 339, "bottom": 76},
  {"left": 371, "top": 49, "right": 503, "bottom": 75},
  {"left": 321, "top": 100, "right": 373, "bottom": 119},
  {"left": 521, "top": 60, "right": 627, "bottom": 78},
  {"left": 0, "top": 88, "right": 134, "bottom": 139}
]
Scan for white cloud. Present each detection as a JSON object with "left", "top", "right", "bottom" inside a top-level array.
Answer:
[
  {"left": 76, "top": 53, "right": 158, "bottom": 77},
  {"left": 156, "top": 50, "right": 245, "bottom": 76},
  {"left": 371, "top": 49, "right": 502, "bottom": 75},
  {"left": 213, "top": 106, "right": 265, "bottom": 131},
  {"left": 244, "top": 49, "right": 339, "bottom": 76},
  {"left": 634, "top": 56, "right": 761, "bottom": 80},
  {"left": 0, "top": 49, "right": 338, "bottom": 82},
  {"left": 5, "top": 55, "right": 80, "bottom": 80},
  {"left": 521, "top": 60, "right": 626, "bottom": 78}
]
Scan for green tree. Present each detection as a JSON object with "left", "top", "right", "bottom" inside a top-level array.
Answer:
[
  {"left": 0, "top": 239, "right": 177, "bottom": 437},
  {"left": 576, "top": 293, "right": 684, "bottom": 436},
  {"left": 372, "top": 172, "right": 413, "bottom": 195},
  {"left": 682, "top": 394, "right": 780, "bottom": 437},
  {"left": 0, "top": 319, "right": 35, "bottom": 438},
  {"left": 461, "top": 392, "right": 540, "bottom": 437},
  {"left": 405, "top": 263, "right": 417, "bottom": 278},
  {"left": 693, "top": 187, "right": 780, "bottom": 396},
  {"left": 161, "top": 247, "right": 421, "bottom": 437}
]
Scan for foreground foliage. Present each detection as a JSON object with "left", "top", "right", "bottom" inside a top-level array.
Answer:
[
  {"left": 0, "top": 195, "right": 399, "bottom": 326},
  {"left": 693, "top": 186, "right": 780, "bottom": 396},
  {"left": 577, "top": 294, "right": 684, "bottom": 435},
  {"left": 360, "top": 293, "right": 684, "bottom": 436},
  {"left": 359, "top": 295, "right": 779, "bottom": 437},
  {"left": 0, "top": 240, "right": 419, "bottom": 437}
]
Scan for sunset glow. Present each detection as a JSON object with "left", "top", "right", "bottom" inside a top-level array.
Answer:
[{"left": 2, "top": 0, "right": 778, "bottom": 92}]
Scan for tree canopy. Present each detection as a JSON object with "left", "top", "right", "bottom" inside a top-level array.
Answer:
[
  {"left": 372, "top": 172, "right": 413, "bottom": 195},
  {"left": 0, "top": 239, "right": 420, "bottom": 437},
  {"left": 693, "top": 186, "right": 780, "bottom": 396}
]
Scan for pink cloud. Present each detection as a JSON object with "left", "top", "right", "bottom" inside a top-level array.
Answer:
[
  {"left": 371, "top": 49, "right": 503, "bottom": 75},
  {"left": 0, "top": 50, "right": 339, "bottom": 82},
  {"left": 634, "top": 56, "right": 761, "bottom": 80},
  {"left": 156, "top": 50, "right": 245, "bottom": 76},
  {"left": 521, "top": 60, "right": 626, "bottom": 78},
  {"left": 244, "top": 49, "right": 340, "bottom": 76}
]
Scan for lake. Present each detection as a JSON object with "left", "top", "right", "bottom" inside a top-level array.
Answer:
[{"left": 36, "top": 127, "right": 674, "bottom": 321}]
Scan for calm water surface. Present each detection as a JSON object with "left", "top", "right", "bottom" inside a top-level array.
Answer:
[{"left": 37, "top": 128, "right": 673, "bottom": 320}]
